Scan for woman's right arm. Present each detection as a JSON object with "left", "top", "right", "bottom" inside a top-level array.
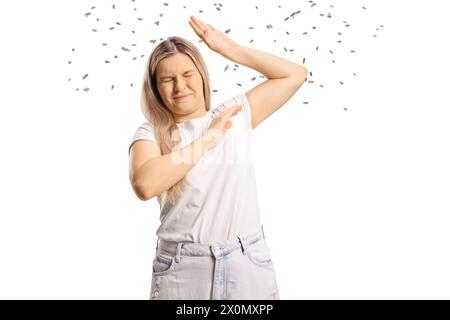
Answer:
[{"left": 129, "top": 104, "right": 242, "bottom": 201}]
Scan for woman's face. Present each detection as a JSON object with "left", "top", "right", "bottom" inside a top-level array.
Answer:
[{"left": 156, "top": 53, "right": 205, "bottom": 122}]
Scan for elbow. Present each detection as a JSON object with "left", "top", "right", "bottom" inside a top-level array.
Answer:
[
  {"left": 295, "top": 66, "right": 308, "bottom": 83},
  {"left": 286, "top": 66, "right": 308, "bottom": 87},
  {"left": 132, "top": 181, "right": 155, "bottom": 201},
  {"left": 287, "top": 66, "right": 308, "bottom": 90},
  {"left": 130, "top": 169, "right": 156, "bottom": 201}
]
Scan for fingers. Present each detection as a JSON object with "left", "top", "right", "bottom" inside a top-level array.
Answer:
[
  {"left": 230, "top": 104, "right": 243, "bottom": 114},
  {"left": 229, "top": 104, "right": 243, "bottom": 114},
  {"left": 189, "top": 17, "right": 203, "bottom": 37},
  {"left": 189, "top": 16, "right": 205, "bottom": 34},
  {"left": 221, "top": 104, "right": 242, "bottom": 121},
  {"left": 190, "top": 16, "right": 215, "bottom": 37},
  {"left": 208, "top": 104, "right": 242, "bottom": 135},
  {"left": 191, "top": 16, "right": 207, "bottom": 30}
]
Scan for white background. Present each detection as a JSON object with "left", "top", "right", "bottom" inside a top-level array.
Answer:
[{"left": 0, "top": 0, "right": 449, "bottom": 299}]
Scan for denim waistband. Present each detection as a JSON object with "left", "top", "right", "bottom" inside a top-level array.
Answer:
[{"left": 156, "top": 226, "right": 266, "bottom": 262}]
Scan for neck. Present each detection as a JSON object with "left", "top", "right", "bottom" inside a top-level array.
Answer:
[{"left": 174, "top": 108, "right": 208, "bottom": 123}]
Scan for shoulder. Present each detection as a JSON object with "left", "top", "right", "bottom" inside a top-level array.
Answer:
[
  {"left": 129, "top": 120, "right": 158, "bottom": 155},
  {"left": 133, "top": 121, "right": 156, "bottom": 137},
  {"left": 136, "top": 120, "right": 156, "bottom": 131},
  {"left": 131, "top": 121, "right": 157, "bottom": 142}
]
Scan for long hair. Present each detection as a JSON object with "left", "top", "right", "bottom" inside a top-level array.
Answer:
[{"left": 140, "top": 36, "right": 212, "bottom": 206}]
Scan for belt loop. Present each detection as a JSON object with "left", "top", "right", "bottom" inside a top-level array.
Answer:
[
  {"left": 237, "top": 236, "right": 247, "bottom": 255},
  {"left": 261, "top": 225, "right": 266, "bottom": 239},
  {"left": 210, "top": 245, "right": 221, "bottom": 259},
  {"left": 175, "top": 242, "right": 183, "bottom": 263}
]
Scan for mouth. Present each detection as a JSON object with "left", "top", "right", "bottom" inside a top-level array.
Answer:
[{"left": 173, "top": 94, "right": 192, "bottom": 102}]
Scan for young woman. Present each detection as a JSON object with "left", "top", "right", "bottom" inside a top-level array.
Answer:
[{"left": 128, "top": 16, "right": 307, "bottom": 300}]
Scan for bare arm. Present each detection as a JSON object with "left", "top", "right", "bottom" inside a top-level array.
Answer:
[
  {"left": 129, "top": 105, "right": 242, "bottom": 201},
  {"left": 223, "top": 44, "right": 307, "bottom": 80},
  {"left": 224, "top": 44, "right": 307, "bottom": 129},
  {"left": 131, "top": 133, "right": 214, "bottom": 201},
  {"left": 189, "top": 16, "right": 307, "bottom": 129}
]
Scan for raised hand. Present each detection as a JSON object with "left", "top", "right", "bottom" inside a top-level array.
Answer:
[{"left": 188, "top": 16, "right": 237, "bottom": 55}]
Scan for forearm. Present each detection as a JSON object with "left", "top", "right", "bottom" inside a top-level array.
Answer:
[
  {"left": 134, "top": 133, "right": 215, "bottom": 200},
  {"left": 222, "top": 44, "right": 307, "bottom": 79}
]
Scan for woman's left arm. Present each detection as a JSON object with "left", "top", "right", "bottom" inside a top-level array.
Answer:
[
  {"left": 223, "top": 44, "right": 308, "bottom": 129},
  {"left": 189, "top": 16, "right": 308, "bottom": 129}
]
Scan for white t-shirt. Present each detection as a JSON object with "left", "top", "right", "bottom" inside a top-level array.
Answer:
[{"left": 128, "top": 94, "right": 261, "bottom": 244}]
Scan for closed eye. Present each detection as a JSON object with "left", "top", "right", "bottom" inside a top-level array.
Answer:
[{"left": 161, "top": 72, "right": 194, "bottom": 83}]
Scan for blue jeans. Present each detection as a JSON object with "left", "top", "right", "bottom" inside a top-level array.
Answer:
[{"left": 150, "top": 226, "right": 280, "bottom": 300}]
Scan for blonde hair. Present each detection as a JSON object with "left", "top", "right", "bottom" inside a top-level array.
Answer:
[{"left": 140, "top": 36, "right": 212, "bottom": 206}]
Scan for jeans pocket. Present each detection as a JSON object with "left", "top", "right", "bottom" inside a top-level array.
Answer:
[
  {"left": 245, "top": 238, "right": 273, "bottom": 267},
  {"left": 152, "top": 254, "right": 176, "bottom": 276}
]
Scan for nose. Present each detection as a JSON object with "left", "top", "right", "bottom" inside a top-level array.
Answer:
[{"left": 173, "top": 77, "right": 187, "bottom": 92}]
